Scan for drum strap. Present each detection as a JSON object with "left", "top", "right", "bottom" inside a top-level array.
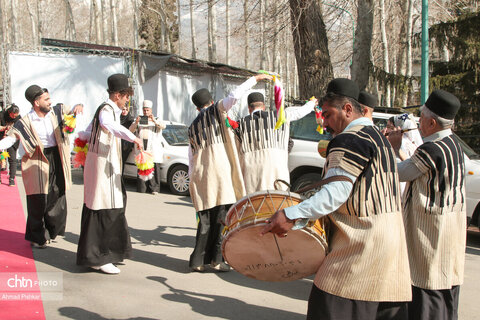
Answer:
[{"left": 295, "top": 175, "right": 353, "bottom": 195}]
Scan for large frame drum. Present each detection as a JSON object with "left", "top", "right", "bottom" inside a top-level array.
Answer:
[{"left": 222, "top": 190, "right": 327, "bottom": 281}]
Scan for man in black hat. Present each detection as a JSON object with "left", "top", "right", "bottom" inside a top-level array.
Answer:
[
  {"left": 234, "top": 91, "right": 316, "bottom": 194},
  {"left": 387, "top": 89, "right": 466, "bottom": 320},
  {"left": 262, "top": 78, "right": 411, "bottom": 319},
  {"left": 358, "top": 90, "right": 378, "bottom": 120},
  {"left": 76, "top": 73, "right": 143, "bottom": 274},
  {"left": 188, "top": 73, "right": 271, "bottom": 272},
  {"left": 0, "top": 85, "right": 83, "bottom": 248}
]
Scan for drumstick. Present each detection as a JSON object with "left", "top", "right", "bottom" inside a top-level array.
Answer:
[
  {"left": 272, "top": 234, "right": 284, "bottom": 261},
  {"left": 384, "top": 127, "right": 418, "bottom": 136}
]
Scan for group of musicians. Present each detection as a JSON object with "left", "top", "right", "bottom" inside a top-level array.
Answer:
[
  {"left": 0, "top": 72, "right": 465, "bottom": 319},
  {"left": 188, "top": 75, "right": 466, "bottom": 320}
]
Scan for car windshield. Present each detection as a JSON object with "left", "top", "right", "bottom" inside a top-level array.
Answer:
[
  {"left": 453, "top": 133, "right": 480, "bottom": 160},
  {"left": 163, "top": 125, "right": 189, "bottom": 146},
  {"left": 290, "top": 111, "right": 332, "bottom": 141}
]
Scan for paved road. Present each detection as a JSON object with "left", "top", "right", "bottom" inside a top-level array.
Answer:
[{"left": 16, "top": 170, "right": 480, "bottom": 319}]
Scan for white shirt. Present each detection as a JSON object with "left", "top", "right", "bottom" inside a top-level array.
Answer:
[
  {"left": 29, "top": 109, "right": 57, "bottom": 148},
  {"left": 0, "top": 109, "right": 58, "bottom": 150},
  {"left": 78, "top": 99, "right": 137, "bottom": 142}
]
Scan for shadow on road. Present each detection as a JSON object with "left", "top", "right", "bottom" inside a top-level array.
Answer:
[
  {"left": 132, "top": 247, "right": 191, "bottom": 274},
  {"left": 215, "top": 268, "right": 312, "bottom": 301},
  {"left": 129, "top": 225, "right": 195, "bottom": 248},
  {"left": 58, "top": 307, "right": 157, "bottom": 320},
  {"left": 148, "top": 276, "right": 305, "bottom": 320}
]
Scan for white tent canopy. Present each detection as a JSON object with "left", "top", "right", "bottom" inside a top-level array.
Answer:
[{"left": 8, "top": 51, "right": 125, "bottom": 133}]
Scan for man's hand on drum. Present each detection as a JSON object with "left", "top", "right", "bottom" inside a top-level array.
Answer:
[{"left": 261, "top": 209, "right": 295, "bottom": 237}]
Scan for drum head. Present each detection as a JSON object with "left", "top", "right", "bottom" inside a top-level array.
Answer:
[{"left": 223, "top": 223, "right": 326, "bottom": 282}]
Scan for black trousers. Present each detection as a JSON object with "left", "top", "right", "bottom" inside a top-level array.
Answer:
[
  {"left": 7, "top": 140, "right": 19, "bottom": 183},
  {"left": 307, "top": 285, "right": 408, "bottom": 320},
  {"left": 189, "top": 205, "right": 229, "bottom": 267},
  {"left": 76, "top": 179, "right": 132, "bottom": 267},
  {"left": 137, "top": 162, "right": 161, "bottom": 193},
  {"left": 25, "top": 146, "right": 67, "bottom": 245},
  {"left": 408, "top": 285, "right": 460, "bottom": 320}
]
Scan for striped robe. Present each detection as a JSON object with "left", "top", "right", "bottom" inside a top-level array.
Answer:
[
  {"left": 10, "top": 104, "right": 72, "bottom": 195},
  {"left": 235, "top": 110, "right": 290, "bottom": 194},
  {"left": 83, "top": 103, "right": 123, "bottom": 210},
  {"left": 403, "top": 134, "right": 466, "bottom": 290},
  {"left": 313, "top": 124, "right": 411, "bottom": 302},
  {"left": 188, "top": 101, "right": 245, "bottom": 212}
]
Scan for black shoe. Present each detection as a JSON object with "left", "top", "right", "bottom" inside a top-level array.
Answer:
[
  {"left": 30, "top": 242, "right": 47, "bottom": 249},
  {"left": 210, "top": 262, "right": 231, "bottom": 272},
  {"left": 8, "top": 180, "right": 15, "bottom": 187}
]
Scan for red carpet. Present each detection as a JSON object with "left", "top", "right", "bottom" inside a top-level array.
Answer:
[{"left": 0, "top": 171, "right": 46, "bottom": 320}]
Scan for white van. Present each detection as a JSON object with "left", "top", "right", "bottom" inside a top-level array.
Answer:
[{"left": 288, "top": 110, "right": 480, "bottom": 222}]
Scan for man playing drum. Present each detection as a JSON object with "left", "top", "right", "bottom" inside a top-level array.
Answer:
[{"left": 262, "top": 78, "right": 412, "bottom": 320}]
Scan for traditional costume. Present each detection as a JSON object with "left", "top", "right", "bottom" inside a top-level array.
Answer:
[
  {"left": 76, "top": 74, "right": 137, "bottom": 271},
  {"left": 188, "top": 77, "right": 260, "bottom": 270},
  {"left": 129, "top": 100, "right": 166, "bottom": 194},
  {"left": 235, "top": 93, "right": 314, "bottom": 194},
  {"left": 284, "top": 79, "right": 411, "bottom": 320},
  {"left": 398, "top": 90, "right": 466, "bottom": 320},
  {"left": 0, "top": 86, "right": 72, "bottom": 246}
]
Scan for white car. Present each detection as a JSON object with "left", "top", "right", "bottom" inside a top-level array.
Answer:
[
  {"left": 123, "top": 121, "right": 190, "bottom": 196},
  {"left": 288, "top": 110, "right": 480, "bottom": 222}
]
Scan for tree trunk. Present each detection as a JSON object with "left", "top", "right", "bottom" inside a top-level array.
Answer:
[
  {"left": 289, "top": 0, "right": 333, "bottom": 99},
  {"left": 11, "top": 0, "right": 19, "bottom": 46},
  {"left": 64, "top": 0, "right": 76, "bottom": 41},
  {"left": 89, "top": 0, "right": 95, "bottom": 42},
  {"left": 379, "top": 0, "right": 390, "bottom": 107},
  {"left": 272, "top": 1, "right": 278, "bottom": 71},
  {"left": 244, "top": 0, "right": 249, "bottom": 68},
  {"left": 177, "top": 0, "right": 181, "bottom": 55},
  {"left": 37, "top": 0, "right": 43, "bottom": 45},
  {"left": 225, "top": 0, "right": 230, "bottom": 64},
  {"left": 101, "top": 0, "right": 109, "bottom": 44},
  {"left": 26, "top": 0, "right": 38, "bottom": 47},
  {"left": 110, "top": 0, "right": 118, "bottom": 46},
  {"left": 350, "top": 0, "right": 374, "bottom": 91},
  {"left": 402, "top": 0, "right": 414, "bottom": 107},
  {"left": 207, "top": 0, "right": 217, "bottom": 62},
  {"left": 260, "top": 0, "right": 265, "bottom": 69},
  {"left": 133, "top": 0, "right": 139, "bottom": 48},
  {"left": 189, "top": 0, "right": 197, "bottom": 58}
]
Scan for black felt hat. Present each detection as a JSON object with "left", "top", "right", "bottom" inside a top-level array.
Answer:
[
  {"left": 247, "top": 92, "right": 264, "bottom": 105},
  {"left": 107, "top": 74, "right": 131, "bottom": 92},
  {"left": 192, "top": 88, "right": 213, "bottom": 108},
  {"left": 326, "top": 78, "right": 359, "bottom": 100},
  {"left": 358, "top": 91, "right": 378, "bottom": 108},
  {"left": 425, "top": 89, "right": 461, "bottom": 120},
  {"left": 25, "top": 85, "right": 48, "bottom": 104}
]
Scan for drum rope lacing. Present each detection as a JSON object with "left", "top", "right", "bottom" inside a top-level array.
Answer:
[{"left": 222, "top": 190, "right": 326, "bottom": 237}]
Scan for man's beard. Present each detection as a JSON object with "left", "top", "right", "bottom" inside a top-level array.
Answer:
[{"left": 39, "top": 105, "right": 51, "bottom": 114}]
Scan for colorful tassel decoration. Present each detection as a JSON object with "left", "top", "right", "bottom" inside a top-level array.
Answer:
[
  {"left": 63, "top": 114, "right": 77, "bottom": 134},
  {"left": 314, "top": 104, "right": 324, "bottom": 134},
  {"left": 0, "top": 150, "right": 10, "bottom": 160},
  {"left": 273, "top": 76, "right": 286, "bottom": 130},
  {"left": 225, "top": 116, "right": 239, "bottom": 129},
  {"left": 73, "top": 137, "right": 88, "bottom": 168},
  {"left": 135, "top": 151, "right": 155, "bottom": 181}
]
